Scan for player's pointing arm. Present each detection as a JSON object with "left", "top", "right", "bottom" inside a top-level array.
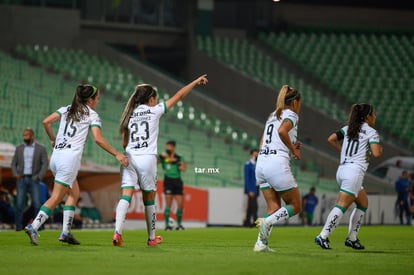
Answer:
[{"left": 166, "top": 74, "right": 208, "bottom": 110}]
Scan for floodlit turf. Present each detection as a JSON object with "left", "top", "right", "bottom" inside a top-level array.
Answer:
[{"left": 1, "top": 226, "right": 413, "bottom": 274}]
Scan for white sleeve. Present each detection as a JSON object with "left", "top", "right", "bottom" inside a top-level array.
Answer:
[
  {"left": 90, "top": 111, "right": 102, "bottom": 129},
  {"left": 369, "top": 130, "right": 380, "bottom": 144},
  {"left": 153, "top": 102, "right": 167, "bottom": 119}
]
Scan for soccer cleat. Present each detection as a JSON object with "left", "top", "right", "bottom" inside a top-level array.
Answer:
[
  {"left": 253, "top": 243, "right": 275, "bottom": 252},
  {"left": 345, "top": 238, "right": 365, "bottom": 250},
  {"left": 315, "top": 235, "right": 331, "bottom": 249},
  {"left": 255, "top": 218, "right": 271, "bottom": 245},
  {"left": 24, "top": 224, "right": 39, "bottom": 246},
  {"left": 59, "top": 232, "right": 80, "bottom": 245},
  {"left": 147, "top": 235, "right": 163, "bottom": 247},
  {"left": 165, "top": 226, "right": 174, "bottom": 231},
  {"left": 176, "top": 225, "right": 185, "bottom": 231},
  {"left": 112, "top": 233, "right": 123, "bottom": 247}
]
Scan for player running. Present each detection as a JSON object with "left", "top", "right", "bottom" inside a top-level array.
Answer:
[
  {"left": 24, "top": 84, "right": 128, "bottom": 246},
  {"left": 315, "top": 103, "right": 382, "bottom": 250},
  {"left": 112, "top": 74, "right": 208, "bottom": 247},
  {"left": 254, "top": 85, "right": 302, "bottom": 252}
]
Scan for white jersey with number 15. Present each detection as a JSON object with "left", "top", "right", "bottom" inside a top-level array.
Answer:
[{"left": 54, "top": 105, "right": 102, "bottom": 155}]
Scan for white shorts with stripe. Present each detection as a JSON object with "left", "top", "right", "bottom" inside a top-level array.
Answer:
[
  {"left": 336, "top": 164, "right": 365, "bottom": 197},
  {"left": 121, "top": 154, "right": 157, "bottom": 192},
  {"left": 50, "top": 151, "right": 81, "bottom": 188},
  {"left": 256, "top": 156, "right": 298, "bottom": 192}
]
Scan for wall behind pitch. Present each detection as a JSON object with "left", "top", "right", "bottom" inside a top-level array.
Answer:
[
  {"left": 207, "top": 187, "right": 401, "bottom": 226},
  {"left": 0, "top": 5, "right": 79, "bottom": 51}
]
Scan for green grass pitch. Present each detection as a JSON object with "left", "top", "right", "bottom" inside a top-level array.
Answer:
[{"left": 1, "top": 226, "right": 413, "bottom": 274}]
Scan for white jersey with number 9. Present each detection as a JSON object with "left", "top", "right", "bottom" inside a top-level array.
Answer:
[{"left": 258, "top": 109, "right": 298, "bottom": 160}]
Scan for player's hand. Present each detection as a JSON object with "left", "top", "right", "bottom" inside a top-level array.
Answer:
[
  {"left": 292, "top": 147, "right": 301, "bottom": 160},
  {"left": 294, "top": 141, "right": 302, "bottom": 150},
  {"left": 50, "top": 139, "right": 55, "bottom": 148},
  {"left": 116, "top": 153, "right": 129, "bottom": 167},
  {"left": 196, "top": 74, "right": 208, "bottom": 85},
  {"left": 292, "top": 142, "right": 301, "bottom": 160}
]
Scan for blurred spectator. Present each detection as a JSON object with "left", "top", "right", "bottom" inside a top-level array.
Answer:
[
  {"left": 11, "top": 128, "right": 48, "bottom": 231},
  {"left": 395, "top": 170, "right": 411, "bottom": 225},
  {"left": 39, "top": 182, "right": 50, "bottom": 205},
  {"left": 243, "top": 149, "right": 259, "bottom": 227},
  {"left": 409, "top": 173, "right": 414, "bottom": 219},
  {"left": 301, "top": 187, "right": 319, "bottom": 226},
  {"left": 79, "top": 191, "right": 101, "bottom": 224},
  {"left": 0, "top": 187, "right": 15, "bottom": 226},
  {"left": 73, "top": 198, "right": 83, "bottom": 229}
]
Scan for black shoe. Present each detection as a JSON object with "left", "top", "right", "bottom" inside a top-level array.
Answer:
[
  {"left": 315, "top": 235, "right": 331, "bottom": 249},
  {"left": 176, "top": 225, "right": 185, "bottom": 230},
  {"left": 165, "top": 226, "right": 174, "bottom": 231},
  {"left": 345, "top": 238, "right": 365, "bottom": 250},
  {"left": 59, "top": 232, "right": 80, "bottom": 245}
]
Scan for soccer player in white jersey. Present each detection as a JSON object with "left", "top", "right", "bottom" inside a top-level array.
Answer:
[
  {"left": 254, "top": 85, "right": 302, "bottom": 252},
  {"left": 112, "top": 74, "right": 208, "bottom": 247},
  {"left": 24, "top": 84, "right": 129, "bottom": 246},
  {"left": 315, "top": 103, "right": 382, "bottom": 250}
]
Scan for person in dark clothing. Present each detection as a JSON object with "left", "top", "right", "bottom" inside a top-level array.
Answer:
[
  {"left": 11, "top": 128, "right": 48, "bottom": 231},
  {"left": 0, "top": 189, "right": 15, "bottom": 225},
  {"left": 302, "top": 187, "right": 318, "bottom": 226},
  {"left": 395, "top": 170, "right": 411, "bottom": 225},
  {"left": 243, "top": 149, "right": 259, "bottom": 227}
]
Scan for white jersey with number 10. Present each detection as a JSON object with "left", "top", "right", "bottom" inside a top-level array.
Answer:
[
  {"left": 258, "top": 109, "right": 298, "bottom": 160},
  {"left": 125, "top": 102, "right": 167, "bottom": 156},
  {"left": 339, "top": 123, "right": 380, "bottom": 171}
]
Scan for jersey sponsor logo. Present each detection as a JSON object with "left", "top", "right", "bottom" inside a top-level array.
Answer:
[
  {"left": 54, "top": 137, "right": 71, "bottom": 150},
  {"left": 131, "top": 141, "right": 149, "bottom": 149},
  {"left": 259, "top": 146, "right": 277, "bottom": 155},
  {"left": 132, "top": 109, "right": 154, "bottom": 117}
]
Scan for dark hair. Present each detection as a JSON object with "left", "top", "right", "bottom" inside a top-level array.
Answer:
[
  {"left": 67, "top": 84, "right": 99, "bottom": 122},
  {"left": 250, "top": 149, "right": 258, "bottom": 155},
  {"left": 166, "top": 140, "right": 176, "bottom": 146},
  {"left": 119, "top": 84, "right": 158, "bottom": 134},
  {"left": 347, "top": 103, "right": 373, "bottom": 140},
  {"left": 23, "top": 127, "right": 34, "bottom": 136},
  {"left": 275, "top": 85, "right": 301, "bottom": 120}
]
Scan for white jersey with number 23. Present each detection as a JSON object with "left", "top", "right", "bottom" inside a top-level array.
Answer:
[{"left": 125, "top": 102, "right": 167, "bottom": 156}]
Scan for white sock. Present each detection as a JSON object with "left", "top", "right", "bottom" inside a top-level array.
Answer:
[
  {"left": 145, "top": 205, "right": 156, "bottom": 240},
  {"left": 347, "top": 207, "right": 366, "bottom": 241},
  {"left": 115, "top": 199, "right": 130, "bottom": 235},
  {"left": 62, "top": 208, "right": 75, "bottom": 235},
  {"left": 320, "top": 206, "right": 345, "bottom": 239},
  {"left": 265, "top": 206, "right": 292, "bottom": 226},
  {"left": 32, "top": 210, "right": 49, "bottom": 231}
]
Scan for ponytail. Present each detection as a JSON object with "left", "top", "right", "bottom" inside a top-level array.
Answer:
[
  {"left": 119, "top": 84, "right": 157, "bottom": 135},
  {"left": 275, "top": 85, "right": 301, "bottom": 120},
  {"left": 347, "top": 103, "right": 373, "bottom": 140},
  {"left": 67, "top": 84, "right": 98, "bottom": 122}
]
